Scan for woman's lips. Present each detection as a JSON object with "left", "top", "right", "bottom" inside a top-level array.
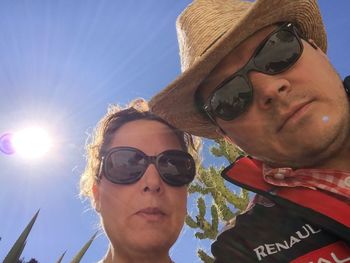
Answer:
[{"left": 136, "top": 207, "right": 166, "bottom": 221}]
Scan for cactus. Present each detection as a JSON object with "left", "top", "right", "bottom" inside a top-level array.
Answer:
[{"left": 186, "top": 139, "right": 250, "bottom": 262}]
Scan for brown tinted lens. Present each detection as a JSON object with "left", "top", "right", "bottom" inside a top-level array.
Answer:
[
  {"left": 210, "top": 75, "right": 252, "bottom": 120},
  {"left": 106, "top": 149, "right": 146, "bottom": 184},
  {"left": 157, "top": 150, "right": 195, "bottom": 186},
  {"left": 254, "top": 29, "right": 301, "bottom": 73}
]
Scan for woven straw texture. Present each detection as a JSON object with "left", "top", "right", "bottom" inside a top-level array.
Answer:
[{"left": 150, "top": 0, "right": 326, "bottom": 139}]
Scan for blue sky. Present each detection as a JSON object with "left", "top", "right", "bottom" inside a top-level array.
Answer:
[{"left": 0, "top": 1, "right": 349, "bottom": 262}]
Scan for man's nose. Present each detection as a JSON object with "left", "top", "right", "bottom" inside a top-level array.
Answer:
[{"left": 248, "top": 71, "right": 291, "bottom": 110}]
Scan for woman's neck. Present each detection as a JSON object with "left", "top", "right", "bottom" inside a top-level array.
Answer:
[{"left": 100, "top": 245, "right": 173, "bottom": 263}]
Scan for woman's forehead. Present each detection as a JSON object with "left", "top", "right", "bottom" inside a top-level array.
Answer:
[{"left": 108, "top": 119, "right": 181, "bottom": 149}]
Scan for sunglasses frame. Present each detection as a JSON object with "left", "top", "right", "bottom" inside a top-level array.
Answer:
[
  {"left": 97, "top": 146, "right": 196, "bottom": 187},
  {"left": 199, "top": 22, "right": 304, "bottom": 123}
]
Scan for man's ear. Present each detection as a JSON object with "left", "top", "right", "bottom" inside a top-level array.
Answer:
[
  {"left": 216, "top": 126, "right": 246, "bottom": 151},
  {"left": 307, "top": 39, "right": 318, "bottom": 50},
  {"left": 216, "top": 126, "right": 236, "bottom": 145},
  {"left": 92, "top": 182, "right": 101, "bottom": 213},
  {"left": 307, "top": 38, "right": 329, "bottom": 60},
  {"left": 215, "top": 126, "right": 229, "bottom": 139}
]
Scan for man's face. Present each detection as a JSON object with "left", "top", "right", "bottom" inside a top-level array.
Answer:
[{"left": 198, "top": 25, "right": 350, "bottom": 168}]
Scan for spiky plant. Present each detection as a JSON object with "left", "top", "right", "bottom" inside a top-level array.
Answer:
[
  {"left": 2, "top": 210, "right": 97, "bottom": 263},
  {"left": 186, "top": 139, "right": 250, "bottom": 262}
]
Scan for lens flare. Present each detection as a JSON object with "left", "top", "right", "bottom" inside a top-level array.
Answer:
[
  {"left": 12, "top": 127, "right": 52, "bottom": 159},
  {"left": 0, "top": 133, "right": 15, "bottom": 155}
]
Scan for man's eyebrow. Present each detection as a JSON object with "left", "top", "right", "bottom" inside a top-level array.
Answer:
[
  {"left": 200, "top": 46, "right": 251, "bottom": 89},
  {"left": 200, "top": 74, "right": 224, "bottom": 89}
]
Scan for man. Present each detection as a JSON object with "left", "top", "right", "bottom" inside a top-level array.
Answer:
[{"left": 150, "top": 0, "right": 350, "bottom": 262}]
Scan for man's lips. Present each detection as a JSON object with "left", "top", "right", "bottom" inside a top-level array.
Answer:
[{"left": 277, "top": 100, "right": 313, "bottom": 132}]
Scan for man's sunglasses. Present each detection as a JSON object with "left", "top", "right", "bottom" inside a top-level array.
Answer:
[
  {"left": 97, "top": 146, "right": 196, "bottom": 187},
  {"left": 199, "top": 22, "right": 303, "bottom": 122}
]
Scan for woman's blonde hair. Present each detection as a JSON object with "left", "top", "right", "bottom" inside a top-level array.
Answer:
[{"left": 80, "top": 98, "right": 200, "bottom": 200}]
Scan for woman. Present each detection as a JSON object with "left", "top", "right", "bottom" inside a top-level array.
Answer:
[{"left": 80, "top": 99, "right": 197, "bottom": 263}]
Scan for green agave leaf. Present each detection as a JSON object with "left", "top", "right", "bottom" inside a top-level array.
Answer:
[
  {"left": 3, "top": 210, "right": 40, "bottom": 263},
  {"left": 55, "top": 250, "right": 67, "bottom": 263},
  {"left": 70, "top": 231, "right": 98, "bottom": 263}
]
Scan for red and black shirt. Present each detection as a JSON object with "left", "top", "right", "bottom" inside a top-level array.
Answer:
[{"left": 211, "top": 157, "right": 350, "bottom": 263}]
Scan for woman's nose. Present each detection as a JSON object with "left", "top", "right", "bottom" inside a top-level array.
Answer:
[{"left": 141, "top": 164, "right": 163, "bottom": 193}]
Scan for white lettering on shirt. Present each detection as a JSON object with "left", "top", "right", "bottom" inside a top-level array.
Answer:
[
  {"left": 308, "top": 252, "right": 350, "bottom": 263},
  {"left": 253, "top": 224, "right": 322, "bottom": 261}
]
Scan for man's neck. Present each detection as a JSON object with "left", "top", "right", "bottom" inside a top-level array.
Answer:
[{"left": 312, "top": 137, "right": 350, "bottom": 171}]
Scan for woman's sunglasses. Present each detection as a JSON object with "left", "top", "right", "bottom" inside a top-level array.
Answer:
[
  {"left": 97, "top": 146, "right": 196, "bottom": 187},
  {"left": 199, "top": 22, "right": 303, "bottom": 122}
]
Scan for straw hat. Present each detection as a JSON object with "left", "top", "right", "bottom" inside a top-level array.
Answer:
[{"left": 149, "top": 0, "right": 327, "bottom": 139}]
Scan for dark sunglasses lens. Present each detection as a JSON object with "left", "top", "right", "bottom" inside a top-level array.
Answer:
[
  {"left": 255, "top": 29, "right": 301, "bottom": 73},
  {"left": 105, "top": 149, "right": 146, "bottom": 184},
  {"left": 210, "top": 75, "right": 252, "bottom": 120},
  {"left": 157, "top": 151, "right": 195, "bottom": 186}
]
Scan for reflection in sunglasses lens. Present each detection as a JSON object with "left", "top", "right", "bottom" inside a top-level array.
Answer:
[
  {"left": 104, "top": 148, "right": 195, "bottom": 186},
  {"left": 212, "top": 76, "right": 250, "bottom": 120},
  {"left": 108, "top": 150, "right": 145, "bottom": 182},
  {"left": 159, "top": 152, "right": 189, "bottom": 184},
  {"left": 255, "top": 30, "right": 300, "bottom": 73}
]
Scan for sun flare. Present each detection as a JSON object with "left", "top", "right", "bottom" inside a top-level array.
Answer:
[{"left": 12, "top": 127, "right": 52, "bottom": 159}]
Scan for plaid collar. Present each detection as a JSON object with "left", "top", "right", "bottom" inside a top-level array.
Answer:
[{"left": 263, "top": 163, "right": 350, "bottom": 201}]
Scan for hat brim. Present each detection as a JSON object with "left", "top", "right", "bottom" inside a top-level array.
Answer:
[{"left": 150, "top": 0, "right": 327, "bottom": 139}]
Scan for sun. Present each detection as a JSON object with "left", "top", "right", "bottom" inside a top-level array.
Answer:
[{"left": 11, "top": 127, "right": 53, "bottom": 159}]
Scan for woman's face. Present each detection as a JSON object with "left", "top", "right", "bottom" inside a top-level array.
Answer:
[{"left": 93, "top": 119, "right": 188, "bottom": 255}]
